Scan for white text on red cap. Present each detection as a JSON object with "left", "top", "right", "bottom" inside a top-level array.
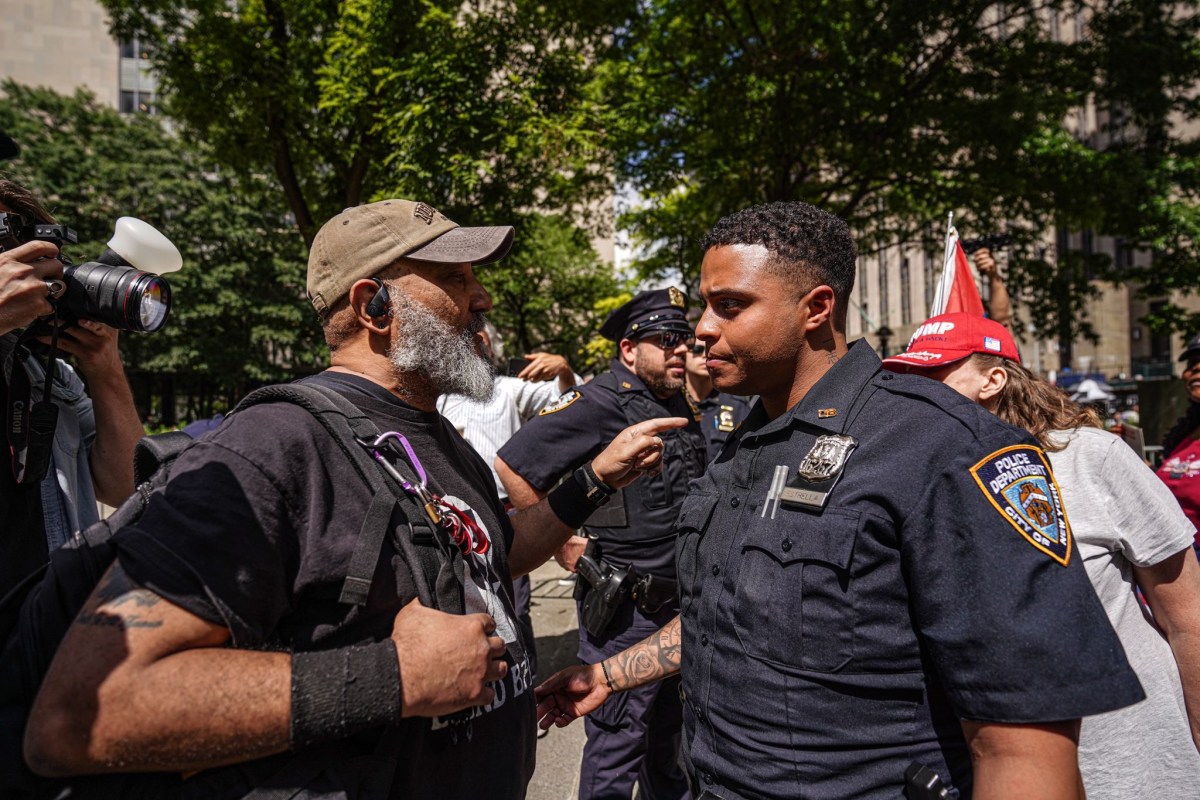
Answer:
[{"left": 913, "top": 320, "right": 955, "bottom": 339}]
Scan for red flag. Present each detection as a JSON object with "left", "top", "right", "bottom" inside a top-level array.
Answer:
[{"left": 931, "top": 221, "right": 985, "bottom": 317}]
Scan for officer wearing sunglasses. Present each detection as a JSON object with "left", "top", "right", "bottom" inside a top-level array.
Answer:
[{"left": 496, "top": 287, "right": 706, "bottom": 800}]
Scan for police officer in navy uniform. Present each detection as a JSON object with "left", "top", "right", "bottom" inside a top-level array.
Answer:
[
  {"left": 682, "top": 333, "right": 751, "bottom": 459},
  {"left": 534, "top": 203, "right": 1144, "bottom": 799},
  {"left": 497, "top": 287, "right": 706, "bottom": 800}
]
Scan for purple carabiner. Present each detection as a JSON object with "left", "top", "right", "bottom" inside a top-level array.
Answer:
[{"left": 371, "top": 431, "right": 427, "bottom": 485}]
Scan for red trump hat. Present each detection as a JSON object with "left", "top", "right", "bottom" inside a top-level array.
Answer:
[{"left": 882, "top": 312, "right": 1020, "bottom": 372}]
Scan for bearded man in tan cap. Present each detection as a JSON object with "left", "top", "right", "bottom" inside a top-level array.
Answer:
[{"left": 24, "top": 200, "right": 685, "bottom": 799}]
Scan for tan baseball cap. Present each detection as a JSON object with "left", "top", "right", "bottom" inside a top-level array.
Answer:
[{"left": 306, "top": 199, "right": 514, "bottom": 316}]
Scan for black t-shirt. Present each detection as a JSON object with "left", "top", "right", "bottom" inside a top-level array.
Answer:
[{"left": 114, "top": 372, "right": 536, "bottom": 799}]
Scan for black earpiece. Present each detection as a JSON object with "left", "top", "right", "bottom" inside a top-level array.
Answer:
[{"left": 365, "top": 278, "right": 391, "bottom": 319}]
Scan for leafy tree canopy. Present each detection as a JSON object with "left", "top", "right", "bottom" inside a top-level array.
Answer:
[
  {"left": 0, "top": 81, "right": 325, "bottom": 417},
  {"left": 602, "top": 0, "right": 1200, "bottom": 342},
  {"left": 100, "top": 0, "right": 624, "bottom": 241},
  {"left": 479, "top": 213, "right": 625, "bottom": 375}
]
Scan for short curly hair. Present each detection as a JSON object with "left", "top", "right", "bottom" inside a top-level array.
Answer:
[{"left": 701, "top": 201, "right": 856, "bottom": 327}]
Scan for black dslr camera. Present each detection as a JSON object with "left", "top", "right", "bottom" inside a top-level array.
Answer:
[{"left": 0, "top": 212, "right": 175, "bottom": 332}]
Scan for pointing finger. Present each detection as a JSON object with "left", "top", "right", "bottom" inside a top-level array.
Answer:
[{"left": 633, "top": 417, "right": 689, "bottom": 437}]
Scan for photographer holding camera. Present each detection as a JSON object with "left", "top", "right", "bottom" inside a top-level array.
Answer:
[{"left": 0, "top": 179, "right": 143, "bottom": 594}]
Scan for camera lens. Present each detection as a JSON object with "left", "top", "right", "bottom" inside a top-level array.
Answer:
[
  {"left": 61, "top": 262, "right": 173, "bottom": 332},
  {"left": 136, "top": 276, "right": 170, "bottom": 331}
]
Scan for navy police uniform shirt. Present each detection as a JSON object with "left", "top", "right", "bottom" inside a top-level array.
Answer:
[
  {"left": 498, "top": 360, "right": 705, "bottom": 576},
  {"left": 675, "top": 340, "right": 1143, "bottom": 799},
  {"left": 691, "top": 391, "right": 752, "bottom": 460}
]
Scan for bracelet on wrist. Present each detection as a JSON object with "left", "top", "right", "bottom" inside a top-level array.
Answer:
[
  {"left": 576, "top": 463, "right": 614, "bottom": 507},
  {"left": 600, "top": 659, "right": 616, "bottom": 693}
]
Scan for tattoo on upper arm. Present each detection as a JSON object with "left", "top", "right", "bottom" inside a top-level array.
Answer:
[
  {"left": 74, "top": 565, "right": 165, "bottom": 630},
  {"left": 607, "top": 619, "right": 681, "bottom": 691}
]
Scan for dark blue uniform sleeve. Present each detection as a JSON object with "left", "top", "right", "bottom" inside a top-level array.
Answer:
[
  {"left": 496, "top": 386, "right": 613, "bottom": 493},
  {"left": 900, "top": 431, "right": 1144, "bottom": 723}
]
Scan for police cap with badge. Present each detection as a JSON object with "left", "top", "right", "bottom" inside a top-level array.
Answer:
[{"left": 599, "top": 287, "right": 692, "bottom": 344}]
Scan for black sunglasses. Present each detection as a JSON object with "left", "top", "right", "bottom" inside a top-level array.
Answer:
[
  {"left": 686, "top": 342, "right": 705, "bottom": 355},
  {"left": 639, "top": 330, "right": 691, "bottom": 350}
]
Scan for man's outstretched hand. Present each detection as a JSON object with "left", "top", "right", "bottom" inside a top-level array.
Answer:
[
  {"left": 590, "top": 416, "right": 689, "bottom": 490},
  {"left": 535, "top": 662, "right": 612, "bottom": 731}
]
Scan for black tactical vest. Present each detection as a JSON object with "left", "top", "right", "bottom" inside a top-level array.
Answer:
[{"left": 581, "top": 372, "right": 706, "bottom": 576}]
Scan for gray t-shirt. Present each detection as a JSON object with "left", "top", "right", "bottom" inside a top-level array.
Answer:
[{"left": 1047, "top": 427, "right": 1200, "bottom": 798}]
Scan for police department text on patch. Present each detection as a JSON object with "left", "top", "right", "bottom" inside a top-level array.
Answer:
[{"left": 969, "top": 445, "right": 1073, "bottom": 566}]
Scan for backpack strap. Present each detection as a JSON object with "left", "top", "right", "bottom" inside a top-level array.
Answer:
[
  {"left": 132, "top": 430, "right": 195, "bottom": 486},
  {"left": 231, "top": 382, "right": 462, "bottom": 613}
]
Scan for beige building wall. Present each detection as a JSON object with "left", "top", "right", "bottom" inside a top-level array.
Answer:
[{"left": 0, "top": 0, "right": 120, "bottom": 106}]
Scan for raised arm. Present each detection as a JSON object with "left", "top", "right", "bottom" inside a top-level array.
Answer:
[
  {"left": 973, "top": 248, "right": 1012, "bottom": 328},
  {"left": 51, "top": 320, "right": 143, "bottom": 505},
  {"left": 535, "top": 614, "right": 682, "bottom": 730}
]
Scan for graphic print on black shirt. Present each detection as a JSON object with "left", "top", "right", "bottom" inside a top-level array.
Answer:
[
  {"left": 114, "top": 370, "right": 535, "bottom": 799},
  {"left": 305, "top": 372, "right": 534, "bottom": 731}
]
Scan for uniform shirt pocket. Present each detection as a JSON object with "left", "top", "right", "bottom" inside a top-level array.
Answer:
[{"left": 732, "top": 507, "right": 860, "bottom": 672}]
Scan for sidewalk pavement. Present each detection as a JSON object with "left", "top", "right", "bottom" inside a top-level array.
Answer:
[{"left": 526, "top": 560, "right": 587, "bottom": 800}]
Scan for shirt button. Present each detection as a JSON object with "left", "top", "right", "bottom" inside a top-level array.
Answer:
[
  {"left": 700, "top": 633, "right": 709, "bottom": 646},
  {"left": 781, "top": 538, "right": 792, "bottom": 552},
  {"left": 730, "top": 496, "right": 740, "bottom": 508},
  {"left": 693, "top": 703, "right": 704, "bottom": 720},
  {"left": 711, "top": 564, "right": 720, "bottom": 576},
  {"left": 703, "top": 772, "right": 714, "bottom": 785}
]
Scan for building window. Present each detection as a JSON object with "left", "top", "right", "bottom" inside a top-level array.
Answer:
[
  {"left": 1115, "top": 237, "right": 1134, "bottom": 270},
  {"left": 1081, "top": 229, "right": 1097, "bottom": 280},
  {"left": 1151, "top": 301, "right": 1171, "bottom": 362},
  {"left": 878, "top": 254, "right": 890, "bottom": 326},
  {"left": 120, "top": 90, "right": 156, "bottom": 115},
  {"left": 900, "top": 257, "right": 912, "bottom": 325},
  {"left": 120, "top": 38, "right": 153, "bottom": 60}
]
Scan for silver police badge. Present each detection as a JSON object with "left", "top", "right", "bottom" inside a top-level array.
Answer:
[
  {"left": 797, "top": 435, "right": 857, "bottom": 480},
  {"left": 781, "top": 434, "right": 858, "bottom": 509}
]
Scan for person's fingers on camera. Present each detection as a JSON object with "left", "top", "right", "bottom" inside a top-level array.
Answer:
[{"left": 3, "top": 239, "right": 61, "bottom": 266}]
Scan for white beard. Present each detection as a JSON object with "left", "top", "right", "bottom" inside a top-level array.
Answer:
[{"left": 389, "top": 292, "right": 495, "bottom": 401}]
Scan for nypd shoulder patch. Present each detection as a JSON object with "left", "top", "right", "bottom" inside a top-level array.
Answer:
[
  {"left": 538, "top": 389, "right": 582, "bottom": 416},
  {"left": 969, "top": 444, "right": 1073, "bottom": 566}
]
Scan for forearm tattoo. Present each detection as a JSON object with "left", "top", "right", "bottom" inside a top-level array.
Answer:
[
  {"left": 74, "top": 565, "right": 164, "bottom": 630},
  {"left": 605, "top": 617, "right": 681, "bottom": 691}
]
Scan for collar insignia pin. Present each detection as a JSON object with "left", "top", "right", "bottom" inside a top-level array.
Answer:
[{"left": 818, "top": 408, "right": 837, "bottom": 419}]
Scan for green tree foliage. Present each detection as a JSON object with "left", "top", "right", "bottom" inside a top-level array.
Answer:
[
  {"left": 602, "top": 1, "right": 1200, "bottom": 343},
  {"left": 101, "top": 0, "right": 622, "bottom": 241},
  {"left": 0, "top": 82, "right": 325, "bottom": 422},
  {"left": 479, "top": 214, "right": 625, "bottom": 375},
  {"left": 100, "top": 0, "right": 627, "bottom": 365}
]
